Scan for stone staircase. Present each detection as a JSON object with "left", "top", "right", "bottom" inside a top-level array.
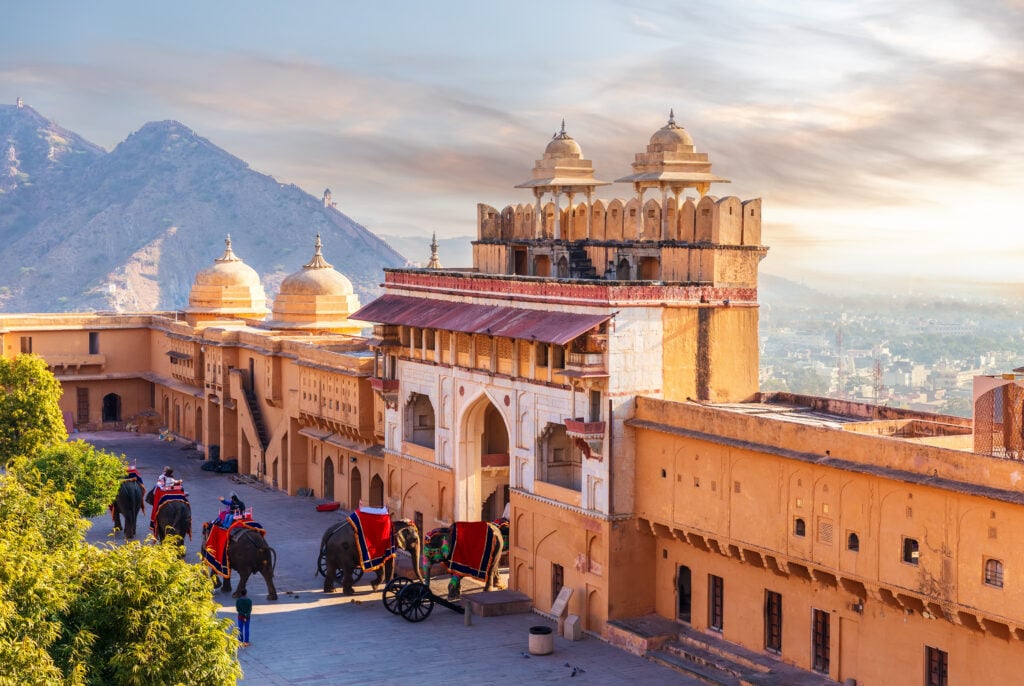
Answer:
[
  {"left": 606, "top": 615, "right": 841, "bottom": 686},
  {"left": 567, "top": 243, "right": 600, "bottom": 279},
  {"left": 242, "top": 387, "right": 270, "bottom": 450}
]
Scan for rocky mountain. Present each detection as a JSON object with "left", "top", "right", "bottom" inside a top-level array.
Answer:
[{"left": 0, "top": 103, "right": 409, "bottom": 313}]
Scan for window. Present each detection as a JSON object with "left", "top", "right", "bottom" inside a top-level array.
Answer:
[
  {"left": 551, "top": 563, "right": 564, "bottom": 603},
  {"left": 88, "top": 332, "right": 99, "bottom": 354},
  {"left": 847, "top": 532, "right": 860, "bottom": 552},
  {"left": 537, "top": 343, "right": 548, "bottom": 367},
  {"left": 551, "top": 345, "right": 565, "bottom": 369},
  {"left": 817, "top": 518, "right": 833, "bottom": 544},
  {"left": 926, "top": 646, "right": 948, "bottom": 686},
  {"left": 764, "top": 590, "right": 782, "bottom": 653},
  {"left": 794, "top": 518, "right": 806, "bottom": 537},
  {"left": 588, "top": 390, "right": 601, "bottom": 422},
  {"left": 903, "top": 537, "right": 920, "bottom": 565},
  {"left": 812, "top": 609, "right": 830, "bottom": 674},
  {"left": 708, "top": 575, "right": 724, "bottom": 631},
  {"left": 20, "top": 336, "right": 32, "bottom": 354},
  {"left": 984, "top": 558, "right": 1004, "bottom": 588}
]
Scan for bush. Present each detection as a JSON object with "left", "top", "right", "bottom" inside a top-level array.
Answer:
[{"left": 11, "top": 441, "right": 126, "bottom": 518}]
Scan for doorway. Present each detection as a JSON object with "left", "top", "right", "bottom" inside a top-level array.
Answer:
[
  {"left": 102, "top": 393, "right": 120, "bottom": 422},
  {"left": 349, "top": 466, "right": 362, "bottom": 510},
  {"left": 677, "top": 565, "right": 692, "bottom": 622},
  {"left": 324, "top": 457, "right": 335, "bottom": 501}
]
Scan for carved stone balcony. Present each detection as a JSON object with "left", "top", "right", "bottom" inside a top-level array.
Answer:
[
  {"left": 565, "top": 419, "right": 606, "bottom": 440},
  {"left": 369, "top": 324, "right": 401, "bottom": 347},
  {"left": 44, "top": 353, "right": 106, "bottom": 374},
  {"left": 565, "top": 419, "right": 606, "bottom": 461},
  {"left": 369, "top": 378, "right": 399, "bottom": 393},
  {"left": 562, "top": 351, "right": 608, "bottom": 378},
  {"left": 369, "top": 378, "right": 400, "bottom": 410},
  {"left": 481, "top": 452, "right": 510, "bottom": 468}
]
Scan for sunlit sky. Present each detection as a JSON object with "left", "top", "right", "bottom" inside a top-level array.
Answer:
[{"left": 4, "top": 0, "right": 1024, "bottom": 295}]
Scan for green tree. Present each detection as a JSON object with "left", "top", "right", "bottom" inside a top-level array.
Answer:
[
  {"left": 0, "top": 355, "right": 67, "bottom": 467},
  {"left": 0, "top": 475, "right": 86, "bottom": 685},
  {"left": 0, "top": 474, "right": 242, "bottom": 685},
  {"left": 60, "top": 542, "right": 242, "bottom": 686},
  {"left": 11, "top": 441, "right": 126, "bottom": 518}
]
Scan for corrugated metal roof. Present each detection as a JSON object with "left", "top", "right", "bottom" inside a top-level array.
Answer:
[{"left": 352, "top": 294, "right": 611, "bottom": 346}]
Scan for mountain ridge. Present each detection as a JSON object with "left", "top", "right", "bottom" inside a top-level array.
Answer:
[{"left": 0, "top": 104, "right": 409, "bottom": 313}]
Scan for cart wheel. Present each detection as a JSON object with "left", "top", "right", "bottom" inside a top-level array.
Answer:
[
  {"left": 398, "top": 581, "right": 435, "bottom": 623},
  {"left": 316, "top": 550, "right": 349, "bottom": 582},
  {"left": 382, "top": 576, "right": 414, "bottom": 614}
]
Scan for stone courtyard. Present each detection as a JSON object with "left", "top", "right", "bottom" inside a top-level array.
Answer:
[{"left": 82, "top": 432, "right": 703, "bottom": 685}]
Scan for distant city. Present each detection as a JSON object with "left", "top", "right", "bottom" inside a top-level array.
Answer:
[
  {"left": 385, "top": 236, "right": 1020, "bottom": 421},
  {"left": 757, "top": 275, "right": 1024, "bottom": 418}
]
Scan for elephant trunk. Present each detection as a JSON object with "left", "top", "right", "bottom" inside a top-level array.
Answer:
[{"left": 409, "top": 541, "right": 423, "bottom": 581}]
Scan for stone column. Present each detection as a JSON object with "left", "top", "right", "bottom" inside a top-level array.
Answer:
[
  {"left": 661, "top": 186, "right": 669, "bottom": 241},
  {"left": 534, "top": 189, "right": 543, "bottom": 239},
  {"left": 553, "top": 188, "right": 562, "bottom": 240},
  {"left": 565, "top": 191, "right": 576, "bottom": 241},
  {"left": 672, "top": 188, "right": 682, "bottom": 241},
  {"left": 585, "top": 189, "right": 593, "bottom": 240},
  {"left": 636, "top": 186, "right": 645, "bottom": 240}
]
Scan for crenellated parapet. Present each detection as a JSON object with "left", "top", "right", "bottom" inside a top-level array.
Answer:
[
  {"left": 478, "top": 194, "right": 761, "bottom": 247},
  {"left": 474, "top": 114, "right": 766, "bottom": 286}
]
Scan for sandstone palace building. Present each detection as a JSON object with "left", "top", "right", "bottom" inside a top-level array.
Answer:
[{"left": 3, "top": 114, "right": 1022, "bottom": 685}]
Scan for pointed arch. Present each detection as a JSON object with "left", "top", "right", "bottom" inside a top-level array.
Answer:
[
  {"left": 349, "top": 466, "right": 362, "bottom": 510},
  {"left": 456, "top": 390, "right": 511, "bottom": 521},
  {"left": 369, "top": 474, "right": 384, "bottom": 507}
]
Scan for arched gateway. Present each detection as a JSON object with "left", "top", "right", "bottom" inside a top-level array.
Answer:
[{"left": 456, "top": 393, "right": 511, "bottom": 522}]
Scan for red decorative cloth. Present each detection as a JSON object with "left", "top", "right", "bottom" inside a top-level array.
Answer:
[
  {"left": 448, "top": 521, "right": 500, "bottom": 581},
  {"left": 149, "top": 487, "right": 189, "bottom": 537},
  {"left": 350, "top": 510, "right": 394, "bottom": 572},
  {"left": 203, "top": 517, "right": 265, "bottom": 578}
]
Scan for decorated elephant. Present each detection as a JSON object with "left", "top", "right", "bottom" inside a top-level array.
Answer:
[
  {"left": 153, "top": 499, "right": 192, "bottom": 548},
  {"left": 202, "top": 521, "right": 278, "bottom": 601},
  {"left": 319, "top": 516, "right": 421, "bottom": 596},
  {"left": 111, "top": 477, "right": 145, "bottom": 540},
  {"left": 422, "top": 521, "right": 504, "bottom": 599}
]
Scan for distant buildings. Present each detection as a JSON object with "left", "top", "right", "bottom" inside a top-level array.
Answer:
[{"left": 3, "top": 114, "right": 1022, "bottom": 685}]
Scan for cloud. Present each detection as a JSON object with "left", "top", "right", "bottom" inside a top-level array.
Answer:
[{"left": 4, "top": 0, "right": 1024, "bottom": 291}]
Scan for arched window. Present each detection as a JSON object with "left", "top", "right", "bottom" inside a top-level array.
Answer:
[
  {"left": 847, "top": 532, "right": 860, "bottom": 552},
  {"left": 793, "top": 518, "right": 806, "bottom": 537},
  {"left": 984, "top": 558, "right": 1004, "bottom": 588}
]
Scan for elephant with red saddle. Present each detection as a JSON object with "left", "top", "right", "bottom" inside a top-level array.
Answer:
[
  {"left": 202, "top": 520, "right": 278, "bottom": 601},
  {"left": 319, "top": 516, "right": 421, "bottom": 596}
]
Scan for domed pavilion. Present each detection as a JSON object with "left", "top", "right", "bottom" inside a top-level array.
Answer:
[
  {"left": 514, "top": 120, "right": 608, "bottom": 240},
  {"left": 265, "top": 235, "right": 364, "bottom": 335},
  {"left": 615, "top": 110, "right": 730, "bottom": 240},
  {"left": 184, "top": 235, "right": 269, "bottom": 326}
]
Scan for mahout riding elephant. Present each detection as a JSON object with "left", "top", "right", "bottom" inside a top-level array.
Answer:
[
  {"left": 319, "top": 518, "right": 421, "bottom": 595},
  {"left": 202, "top": 521, "right": 279, "bottom": 601},
  {"left": 111, "top": 478, "right": 145, "bottom": 540},
  {"left": 154, "top": 499, "right": 192, "bottom": 550},
  {"left": 422, "top": 521, "right": 504, "bottom": 599}
]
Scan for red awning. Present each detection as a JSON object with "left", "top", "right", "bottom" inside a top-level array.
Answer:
[{"left": 351, "top": 294, "right": 611, "bottom": 346}]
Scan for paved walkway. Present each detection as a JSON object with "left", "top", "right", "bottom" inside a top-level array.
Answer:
[{"left": 82, "top": 432, "right": 704, "bottom": 685}]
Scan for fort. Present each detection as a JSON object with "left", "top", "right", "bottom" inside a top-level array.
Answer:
[{"left": 2, "top": 114, "right": 1019, "bottom": 685}]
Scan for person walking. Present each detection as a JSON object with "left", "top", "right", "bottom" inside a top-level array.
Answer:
[{"left": 236, "top": 590, "right": 252, "bottom": 646}]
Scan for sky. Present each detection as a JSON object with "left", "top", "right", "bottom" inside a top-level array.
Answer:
[{"left": 3, "top": 0, "right": 1024, "bottom": 296}]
